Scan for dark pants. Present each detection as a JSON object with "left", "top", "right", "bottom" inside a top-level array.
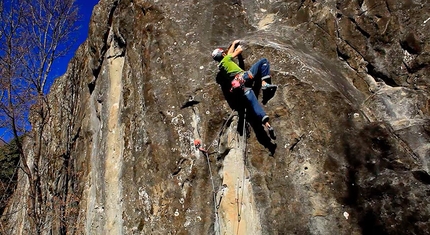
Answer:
[
  {"left": 244, "top": 89, "right": 268, "bottom": 123},
  {"left": 243, "top": 58, "right": 271, "bottom": 83},
  {"left": 241, "top": 58, "right": 270, "bottom": 123}
]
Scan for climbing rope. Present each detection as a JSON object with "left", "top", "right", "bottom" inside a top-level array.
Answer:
[
  {"left": 193, "top": 109, "right": 236, "bottom": 234},
  {"left": 194, "top": 108, "right": 249, "bottom": 235},
  {"left": 236, "top": 108, "right": 248, "bottom": 234},
  {"left": 194, "top": 139, "right": 221, "bottom": 234},
  {"left": 204, "top": 110, "right": 237, "bottom": 154}
]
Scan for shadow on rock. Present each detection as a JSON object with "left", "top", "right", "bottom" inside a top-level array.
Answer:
[
  {"left": 216, "top": 70, "right": 277, "bottom": 156},
  {"left": 340, "top": 122, "right": 430, "bottom": 234}
]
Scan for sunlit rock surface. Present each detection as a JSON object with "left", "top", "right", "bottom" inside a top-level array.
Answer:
[{"left": 3, "top": 0, "right": 430, "bottom": 234}]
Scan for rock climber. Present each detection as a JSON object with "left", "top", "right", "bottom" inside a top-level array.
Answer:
[{"left": 211, "top": 39, "right": 276, "bottom": 139}]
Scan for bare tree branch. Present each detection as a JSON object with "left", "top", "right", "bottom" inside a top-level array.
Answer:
[{"left": 0, "top": 0, "right": 79, "bottom": 233}]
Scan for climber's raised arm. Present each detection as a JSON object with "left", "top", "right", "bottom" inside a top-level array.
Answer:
[{"left": 227, "top": 40, "right": 242, "bottom": 58}]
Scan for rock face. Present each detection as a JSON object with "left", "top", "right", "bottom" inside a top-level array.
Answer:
[{"left": 2, "top": 0, "right": 430, "bottom": 234}]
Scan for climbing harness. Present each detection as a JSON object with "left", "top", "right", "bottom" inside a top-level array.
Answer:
[{"left": 230, "top": 71, "right": 253, "bottom": 92}]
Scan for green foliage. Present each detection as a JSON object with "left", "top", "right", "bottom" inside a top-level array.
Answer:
[{"left": 0, "top": 138, "right": 20, "bottom": 215}]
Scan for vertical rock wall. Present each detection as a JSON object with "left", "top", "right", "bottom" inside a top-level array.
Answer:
[{"left": 2, "top": 0, "right": 430, "bottom": 234}]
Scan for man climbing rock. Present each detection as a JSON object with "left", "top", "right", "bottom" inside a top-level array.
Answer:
[
  {"left": 211, "top": 39, "right": 276, "bottom": 140},
  {"left": 212, "top": 40, "right": 277, "bottom": 102}
]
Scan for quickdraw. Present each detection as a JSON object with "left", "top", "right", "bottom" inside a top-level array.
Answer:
[
  {"left": 194, "top": 138, "right": 219, "bottom": 231},
  {"left": 193, "top": 110, "right": 243, "bottom": 234},
  {"left": 194, "top": 139, "right": 207, "bottom": 153}
]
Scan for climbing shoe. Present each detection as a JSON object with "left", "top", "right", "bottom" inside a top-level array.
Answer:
[
  {"left": 268, "top": 126, "right": 276, "bottom": 140},
  {"left": 261, "top": 83, "right": 277, "bottom": 90},
  {"left": 262, "top": 85, "right": 277, "bottom": 105},
  {"left": 268, "top": 142, "right": 277, "bottom": 156},
  {"left": 262, "top": 115, "right": 270, "bottom": 124}
]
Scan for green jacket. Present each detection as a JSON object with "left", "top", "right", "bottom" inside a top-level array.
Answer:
[{"left": 219, "top": 54, "right": 243, "bottom": 76}]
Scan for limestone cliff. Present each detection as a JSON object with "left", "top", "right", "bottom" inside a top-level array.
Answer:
[{"left": 2, "top": 0, "right": 430, "bottom": 234}]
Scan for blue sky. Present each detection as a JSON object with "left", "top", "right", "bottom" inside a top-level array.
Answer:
[
  {"left": 0, "top": 0, "right": 100, "bottom": 142},
  {"left": 48, "top": 0, "right": 100, "bottom": 87}
]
